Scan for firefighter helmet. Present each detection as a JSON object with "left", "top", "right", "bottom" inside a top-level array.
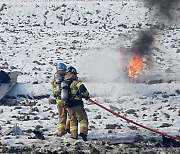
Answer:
[
  {"left": 66, "top": 66, "right": 78, "bottom": 74},
  {"left": 56, "top": 63, "right": 67, "bottom": 71}
]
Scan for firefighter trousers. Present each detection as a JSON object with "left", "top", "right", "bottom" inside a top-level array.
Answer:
[
  {"left": 66, "top": 105, "right": 88, "bottom": 139},
  {"left": 57, "top": 102, "right": 70, "bottom": 136}
]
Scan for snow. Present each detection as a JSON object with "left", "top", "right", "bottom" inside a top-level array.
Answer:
[{"left": 0, "top": 0, "right": 180, "bottom": 151}]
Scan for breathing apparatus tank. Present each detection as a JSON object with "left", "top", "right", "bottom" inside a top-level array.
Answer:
[
  {"left": 55, "top": 73, "right": 63, "bottom": 94},
  {"left": 60, "top": 81, "right": 69, "bottom": 102}
]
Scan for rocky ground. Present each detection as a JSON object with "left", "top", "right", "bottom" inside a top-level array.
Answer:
[
  {"left": 0, "top": 97, "right": 180, "bottom": 153},
  {"left": 0, "top": 137, "right": 180, "bottom": 154},
  {"left": 0, "top": 130, "right": 180, "bottom": 154}
]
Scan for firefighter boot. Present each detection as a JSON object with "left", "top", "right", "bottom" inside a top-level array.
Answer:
[
  {"left": 79, "top": 133, "right": 87, "bottom": 141},
  {"left": 57, "top": 124, "right": 67, "bottom": 137},
  {"left": 58, "top": 129, "right": 66, "bottom": 137},
  {"left": 70, "top": 130, "right": 78, "bottom": 139},
  {"left": 65, "top": 118, "right": 70, "bottom": 134}
]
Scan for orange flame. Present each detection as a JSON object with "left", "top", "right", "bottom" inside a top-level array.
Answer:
[{"left": 128, "top": 54, "right": 143, "bottom": 79}]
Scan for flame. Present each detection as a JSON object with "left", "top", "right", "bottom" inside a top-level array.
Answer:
[{"left": 128, "top": 54, "right": 143, "bottom": 79}]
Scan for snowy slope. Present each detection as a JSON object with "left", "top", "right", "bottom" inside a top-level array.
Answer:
[{"left": 0, "top": 0, "right": 180, "bottom": 151}]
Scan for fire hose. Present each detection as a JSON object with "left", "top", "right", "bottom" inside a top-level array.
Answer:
[{"left": 87, "top": 98, "right": 180, "bottom": 142}]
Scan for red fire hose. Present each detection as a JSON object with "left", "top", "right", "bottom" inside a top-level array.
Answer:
[{"left": 87, "top": 98, "right": 180, "bottom": 141}]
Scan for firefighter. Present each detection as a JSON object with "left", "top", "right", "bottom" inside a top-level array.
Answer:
[
  {"left": 52, "top": 62, "right": 70, "bottom": 136},
  {"left": 64, "top": 66, "right": 89, "bottom": 141}
]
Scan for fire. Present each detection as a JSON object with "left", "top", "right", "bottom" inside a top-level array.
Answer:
[{"left": 128, "top": 53, "right": 143, "bottom": 79}]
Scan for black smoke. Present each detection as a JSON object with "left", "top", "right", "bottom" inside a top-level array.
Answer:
[
  {"left": 143, "top": 0, "right": 179, "bottom": 19},
  {"left": 131, "top": 31, "right": 155, "bottom": 56}
]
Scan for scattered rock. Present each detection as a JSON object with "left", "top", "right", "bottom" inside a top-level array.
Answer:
[
  {"left": 175, "top": 90, "right": 180, "bottom": 94},
  {"left": 21, "top": 100, "right": 38, "bottom": 106},
  {"left": 94, "top": 115, "right": 101, "bottom": 119},
  {"left": 117, "top": 99, "right": 126, "bottom": 104},
  {"left": 105, "top": 124, "right": 118, "bottom": 129},
  {"left": 0, "top": 4, "right": 7, "bottom": 12},
  {"left": 153, "top": 117, "right": 158, "bottom": 121},
  {"left": 32, "top": 80, "right": 39, "bottom": 84},
  {"left": 142, "top": 107, "right": 147, "bottom": 111},
  {"left": 41, "top": 117, "right": 50, "bottom": 120},
  {"left": 147, "top": 79, "right": 163, "bottom": 84},
  {"left": 168, "top": 107, "right": 176, "bottom": 110},
  {"left": 33, "top": 94, "right": 50, "bottom": 100},
  {"left": 30, "top": 107, "right": 39, "bottom": 112},
  {"left": 165, "top": 68, "right": 172, "bottom": 73},
  {"left": 35, "top": 125, "right": 43, "bottom": 130},
  {"left": 127, "top": 125, "right": 138, "bottom": 130},
  {"left": 14, "top": 106, "right": 22, "bottom": 110},
  {"left": 125, "top": 109, "right": 137, "bottom": 117},
  {"left": 33, "top": 116, "right": 40, "bottom": 120},
  {"left": 109, "top": 105, "right": 120, "bottom": 112},
  {"left": 108, "top": 130, "right": 113, "bottom": 134},
  {"left": 157, "top": 106, "right": 162, "bottom": 110},
  {"left": 159, "top": 123, "right": 172, "bottom": 128},
  {"left": 29, "top": 112, "right": 37, "bottom": 116},
  {"left": 162, "top": 94, "right": 169, "bottom": 98},
  {"left": 169, "top": 93, "right": 176, "bottom": 96},
  {"left": 90, "top": 147, "right": 100, "bottom": 154},
  {"left": 33, "top": 60, "right": 46, "bottom": 65},
  {"left": 176, "top": 49, "right": 180, "bottom": 53},
  {"left": 89, "top": 125, "right": 95, "bottom": 130},
  {"left": 117, "top": 125, "right": 122, "bottom": 129},
  {"left": 163, "top": 113, "right": 170, "bottom": 119},
  {"left": 170, "top": 44, "right": 176, "bottom": 48},
  {"left": 43, "top": 107, "right": 53, "bottom": 112}
]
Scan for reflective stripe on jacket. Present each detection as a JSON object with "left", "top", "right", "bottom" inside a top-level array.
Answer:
[
  {"left": 70, "top": 80, "right": 89, "bottom": 101},
  {"left": 65, "top": 74, "right": 89, "bottom": 107}
]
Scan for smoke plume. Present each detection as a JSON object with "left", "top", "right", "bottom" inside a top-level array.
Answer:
[
  {"left": 131, "top": 31, "right": 155, "bottom": 56},
  {"left": 143, "top": 0, "right": 179, "bottom": 19}
]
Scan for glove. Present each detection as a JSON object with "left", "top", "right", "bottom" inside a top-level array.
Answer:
[{"left": 85, "top": 97, "right": 89, "bottom": 100}]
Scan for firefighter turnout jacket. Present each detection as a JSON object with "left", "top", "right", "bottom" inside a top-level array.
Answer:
[
  {"left": 63, "top": 72, "right": 89, "bottom": 106},
  {"left": 52, "top": 70, "right": 70, "bottom": 136},
  {"left": 63, "top": 72, "right": 89, "bottom": 139}
]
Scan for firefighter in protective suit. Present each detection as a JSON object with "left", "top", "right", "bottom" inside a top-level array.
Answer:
[
  {"left": 52, "top": 63, "right": 70, "bottom": 136},
  {"left": 63, "top": 66, "right": 89, "bottom": 141}
]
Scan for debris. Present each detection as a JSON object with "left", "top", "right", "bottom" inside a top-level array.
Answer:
[
  {"left": 31, "top": 130, "right": 45, "bottom": 140},
  {"left": 0, "top": 71, "right": 19, "bottom": 101},
  {"left": 162, "top": 136, "right": 180, "bottom": 147},
  {"left": 3, "top": 124, "right": 23, "bottom": 136},
  {"left": 109, "top": 135, "right": 145, "bottom": 145}
]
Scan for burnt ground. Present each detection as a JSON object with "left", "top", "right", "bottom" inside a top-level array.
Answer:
[{"left": 0, "top": 133, "right": 180, "bottom": 154}]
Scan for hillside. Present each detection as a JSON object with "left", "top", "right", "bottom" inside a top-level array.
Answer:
[{"left": 0, "top": 0, "right": 180, "bottom": 153}]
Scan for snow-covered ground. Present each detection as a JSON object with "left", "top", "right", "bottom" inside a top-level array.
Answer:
[{"left": 0, "top": 0, "right": 180, "bottom": 153}]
